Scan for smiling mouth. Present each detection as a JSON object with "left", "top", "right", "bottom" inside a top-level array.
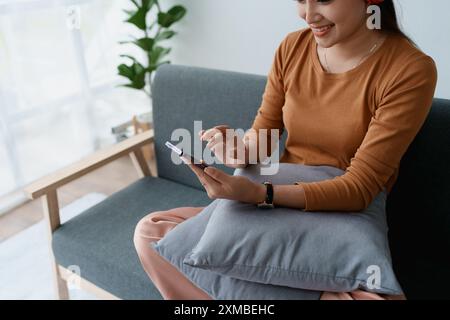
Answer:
[{"left": 310, "top": 24, "right": 335, "bottom": 33}]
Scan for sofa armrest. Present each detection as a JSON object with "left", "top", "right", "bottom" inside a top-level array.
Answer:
[
  {"left": 23, "top": 129, "right": 155, "bottom": 236},
  {"left": 24, "top": 129, "right": 154, "bottom": 200},
  {"left": 21, "top": 130, "right": 154, "bottom": 299}
]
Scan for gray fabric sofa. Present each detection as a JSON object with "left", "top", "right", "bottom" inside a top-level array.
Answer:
[{"left": 48, "top": 64, "right": 449, "bottom": 300}]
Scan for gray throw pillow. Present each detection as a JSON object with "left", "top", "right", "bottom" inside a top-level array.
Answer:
[
  {"left": 183, "top": 163, "right": 404, "bottom": 295},
  {"left": 151, "top": 199, "right": 321, "bottom": 300}
]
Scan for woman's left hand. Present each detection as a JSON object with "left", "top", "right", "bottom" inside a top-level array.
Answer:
[{"left": 185, "top": 163, "right": 266, "bottom": 204}]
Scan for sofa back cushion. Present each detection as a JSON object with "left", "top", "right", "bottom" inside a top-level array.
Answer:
[{"left": 386, "top": 98, "right": 450, "bottom": 299}]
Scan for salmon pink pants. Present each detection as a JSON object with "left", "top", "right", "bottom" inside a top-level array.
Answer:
[{"left": 133, "top": 206, "right": 406, "bottom": 300}]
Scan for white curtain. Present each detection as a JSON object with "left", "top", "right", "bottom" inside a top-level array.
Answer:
[{"left": 0, "top": 0, "right": 151, "bottom": 213}]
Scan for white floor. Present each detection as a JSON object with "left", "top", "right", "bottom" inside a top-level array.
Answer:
[{"left": 0, "top": 193, "right": 108, "bottom": 300}]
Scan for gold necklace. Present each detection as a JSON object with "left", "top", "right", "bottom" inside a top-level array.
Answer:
[{"left": 323, "top": 40, "right": 380, "bottom": 73}]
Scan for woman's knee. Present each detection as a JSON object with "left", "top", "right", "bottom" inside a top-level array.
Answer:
[
  {"left": 133, "top": 206, "right": 202, "bottom": 253},
  {"left": 133, "top": 211, "right": 165, "bottom": 249}
]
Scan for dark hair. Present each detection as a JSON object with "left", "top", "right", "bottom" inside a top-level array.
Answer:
[{"left": 378, "top": 0, "right": 417, "bottom": 47}]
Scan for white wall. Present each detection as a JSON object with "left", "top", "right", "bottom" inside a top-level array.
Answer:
[
  {"left": 165, "top": 0, "right": 449, "bottom": 99},
  {"left": 398, "top": 0, "right": 450, "bottom": 99}
]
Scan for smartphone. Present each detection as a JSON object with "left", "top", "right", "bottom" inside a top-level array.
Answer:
[{"left": 165, "top": 141, "right": 209, "bottom": 170}]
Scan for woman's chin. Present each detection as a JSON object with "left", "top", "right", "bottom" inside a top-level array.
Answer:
[
  {"left": 315, "top": 38, "right": 335, "bottom": 49},
  {"left": 314, "top": 28, "right": 339, "bottom": 48}
]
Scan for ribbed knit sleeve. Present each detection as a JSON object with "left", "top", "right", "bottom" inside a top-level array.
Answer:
[
  {"left": 296, "top": 56, "right": 438, "bottom": 212},
  {"left": 250, "top": 35, "right": 288, "bottom": 159}
]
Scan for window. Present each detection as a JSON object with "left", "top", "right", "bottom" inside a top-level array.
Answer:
[{"left": 0, "top": 0, "right": 150, "bottom": 213}]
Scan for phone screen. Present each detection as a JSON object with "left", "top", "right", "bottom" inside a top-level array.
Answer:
[{"left": 165, "top": 141, "right": 208, "bottom": 170}]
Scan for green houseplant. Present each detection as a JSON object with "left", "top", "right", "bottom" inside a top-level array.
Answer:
[{"left": 118, "top": 0, "right": 186, "bottom": 98}]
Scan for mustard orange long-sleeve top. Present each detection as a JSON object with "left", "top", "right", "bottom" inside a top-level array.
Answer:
[{"left": 251, "top": 28, "right": 438, "bottom": 212}]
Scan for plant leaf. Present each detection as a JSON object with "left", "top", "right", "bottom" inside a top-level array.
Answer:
[
  {"left": 118, "top": 60, "right": 147, "bottom": 89},
  {"left": 126, "top": 1, "right": 154, "bottom": 31},
  {"left": 119, "top": 54, "right": 138, "bottom": 62},
  {"left": 126, "top": 9, "right": 146, "bottom": 30},
  {"left": 123, "top": 82, "right": 146, "bottom": 90},
  {"left": 155, "top": 30, "right": 176, "bottom": 42},
  {"left": 149, "top": 46, "right": 171, "bottom": 65},
  {"left": 119, "top": 38, "right": 154, "bottom": 52},
  {"left": 157, "top": 60, "right": 171, "bottom": 67},
  {"left": 133, "top": 62, "right": 146, "bottom": 76},
  {"left": 157, "top": 12, "right": 171, "bottom": 28},
  {"left": 133, "top": 63, "right": 147, "bottom": 87},
  {"left": 167, "top": 5, "right": 187, "bottom": 22},
  {"left": 122, "top": 9, "right": 134, "bottom": 17},
  {"left": 134, "top": 37, "right": 155, "bottom": 51},
  {"left": 142, "top": 0, "right": 156, "bottom": 11},
  {"left": 118, "top": 35, "right": 138, "bottom": 45},
  {"left": 130, "top": 0, "right": 139, "bottom": 8},
  {"left": 148, "top": 60, "right": 171, "bottom": 72},
  {"left": 117, "top": 64, "right": 134, "bottom": 80},
  {"left": 157, "top": 5, "right": 186, "bottom": 28}
]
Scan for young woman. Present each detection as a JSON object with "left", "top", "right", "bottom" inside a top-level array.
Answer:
[{"left": 134, "top": 0, "right": 437, "bottom": 300}]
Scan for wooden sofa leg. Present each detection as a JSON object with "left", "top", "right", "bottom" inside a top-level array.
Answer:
[
  {"left": 130, "top": 147, "right": 153, "bottom": 177},
  {"left": 42, "top": 190, "right": 69, "bottom": 299},
  {"left": 52, "top": 260, "right": 69, "bottom": 299}
]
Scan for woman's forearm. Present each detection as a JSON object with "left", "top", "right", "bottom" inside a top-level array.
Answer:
[
  {"left": 252, "top": 182, "right": 306, "bottom": 209},
  {"left": 252, "top": 183, "right": 306, "bottom": 209},
  {"left": 272, "top": 184, "right": 306, "bottom": 210},
  {"left": 242, "top": 130, "right": 307, "bottom": 210}
]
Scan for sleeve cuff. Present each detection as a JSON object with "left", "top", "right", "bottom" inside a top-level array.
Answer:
[{"left": 294, "top": 181, "right": 313, "bottom": 212}]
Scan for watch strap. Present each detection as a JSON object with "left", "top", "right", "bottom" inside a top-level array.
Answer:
[{"left": 264, "top": 181, "right": 274, "bottom": 205}]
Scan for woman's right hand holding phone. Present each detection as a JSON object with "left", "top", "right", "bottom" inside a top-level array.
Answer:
[{"left": 199, "top": 125, "right": 249, "bottom": 169}]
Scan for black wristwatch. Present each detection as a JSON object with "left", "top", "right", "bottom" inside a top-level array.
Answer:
[{"left": 257, "top": 181, "right": 275, "bottom": 209}]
